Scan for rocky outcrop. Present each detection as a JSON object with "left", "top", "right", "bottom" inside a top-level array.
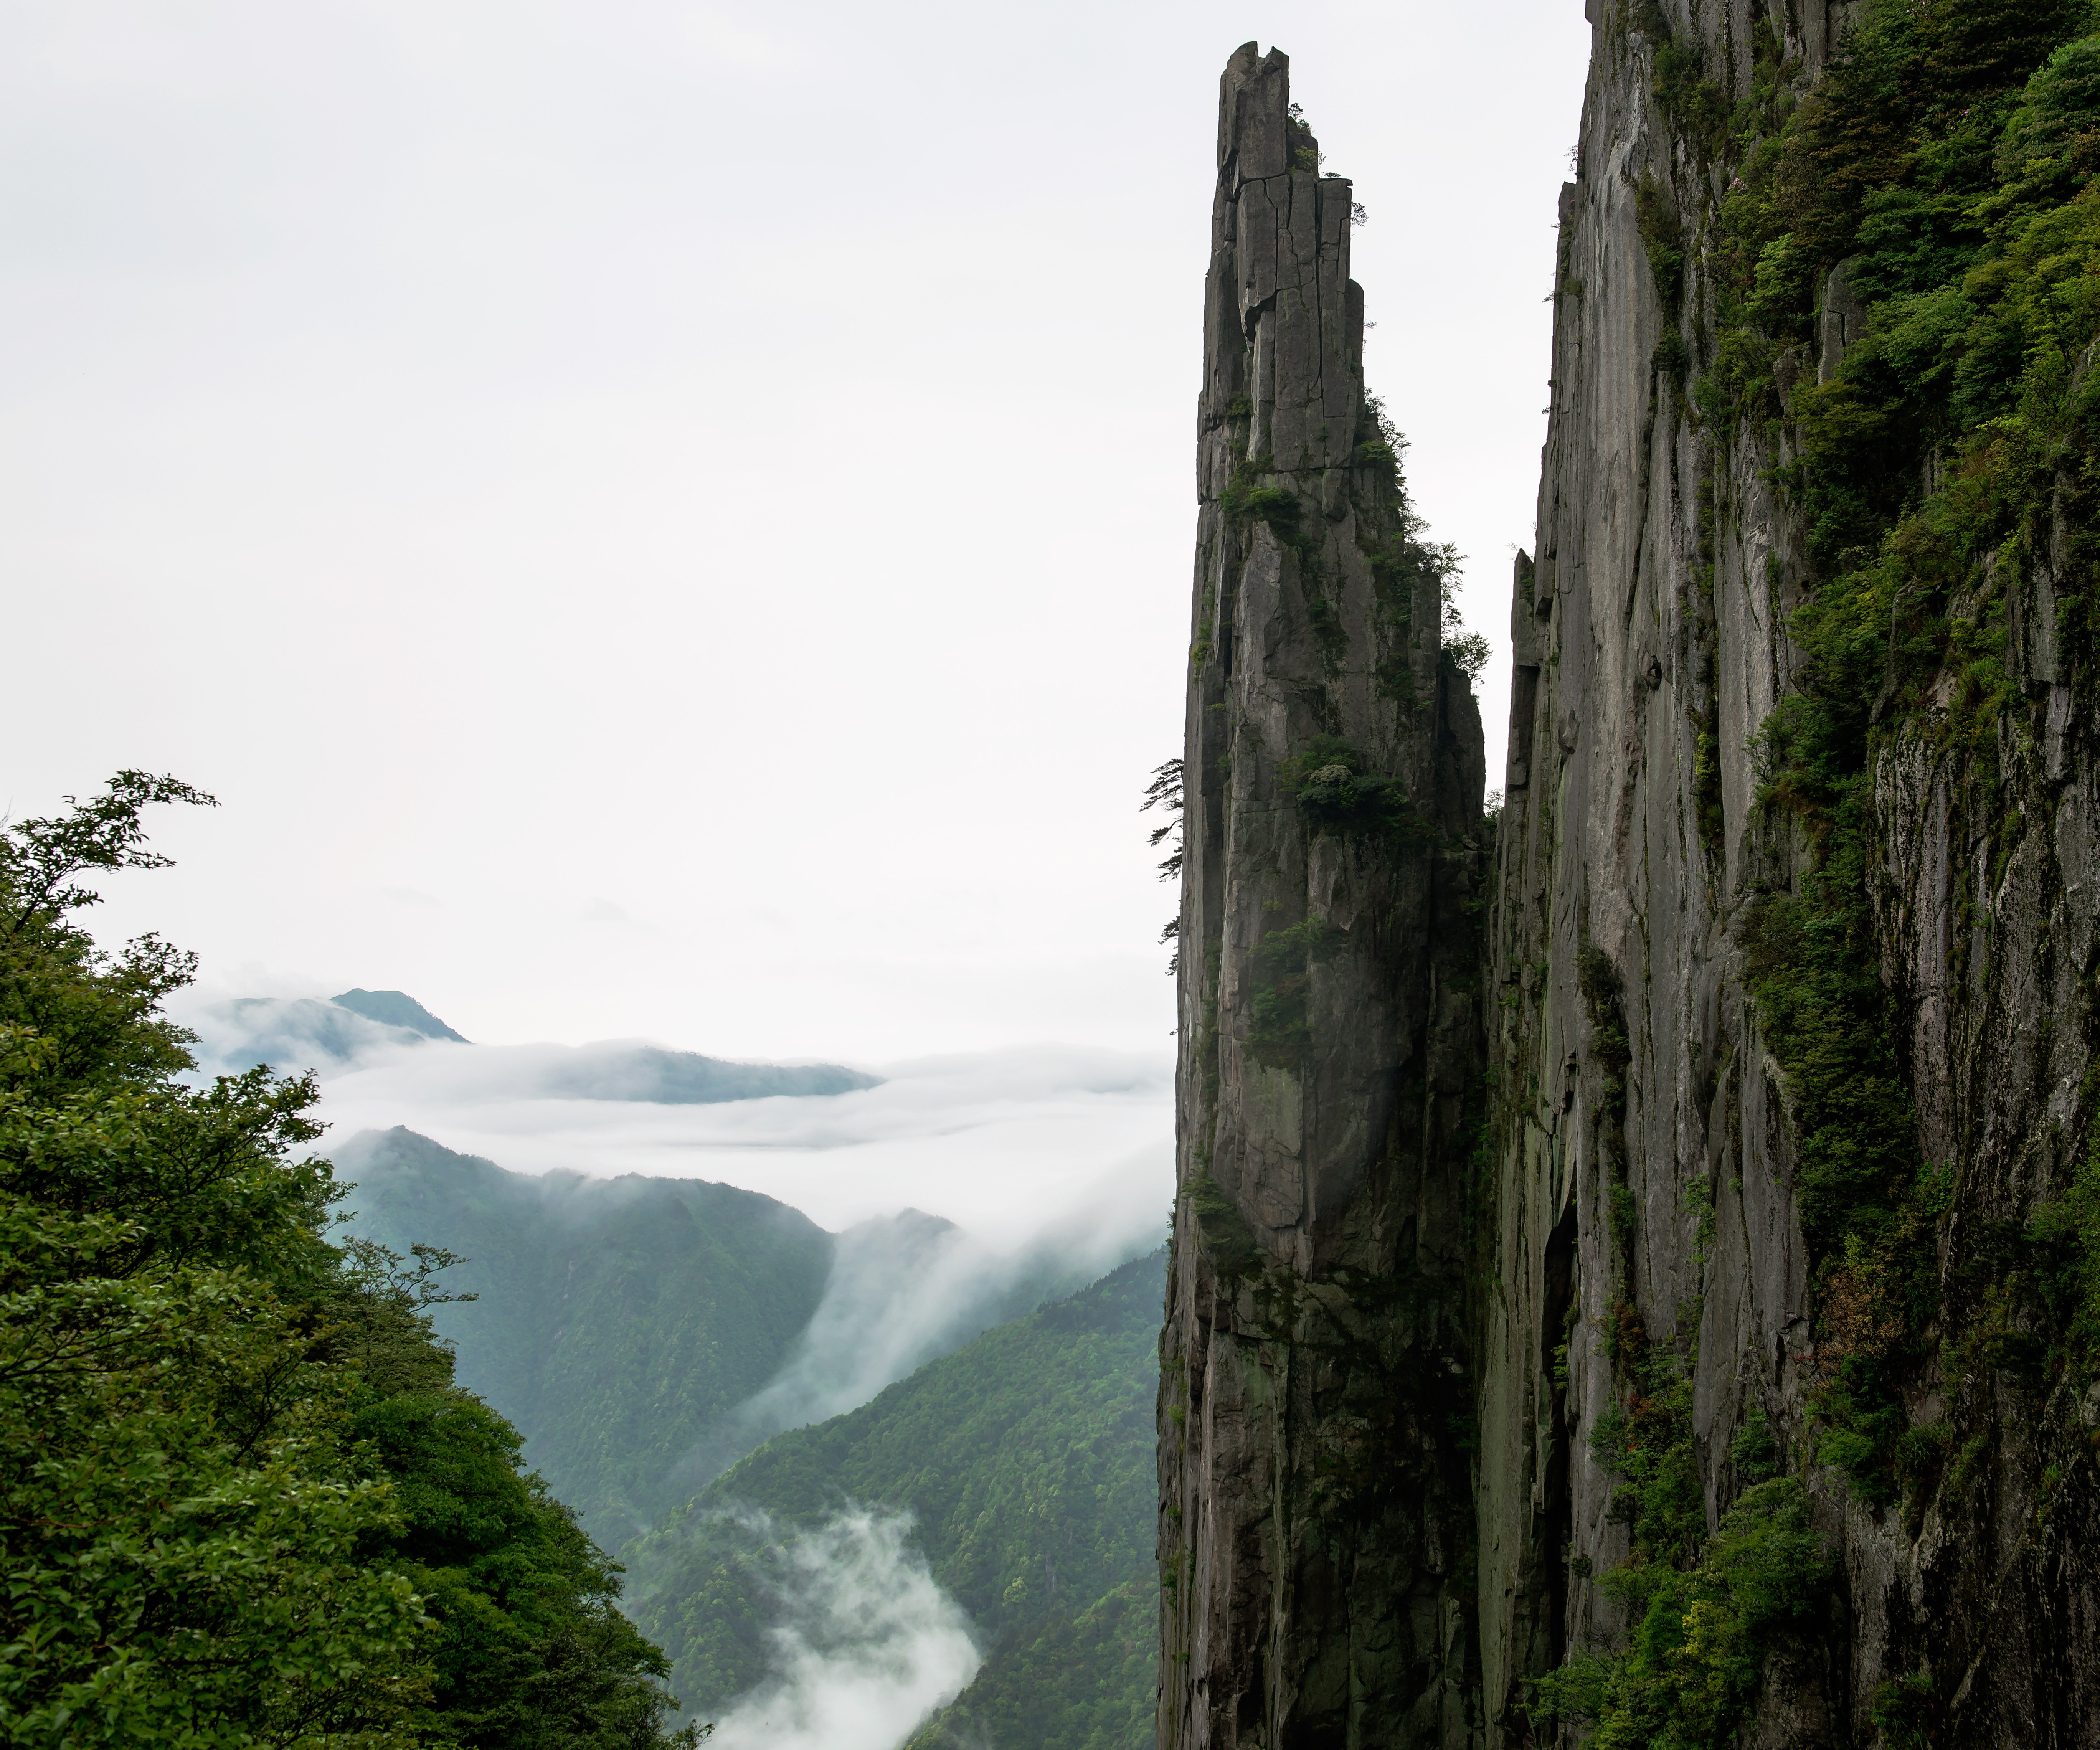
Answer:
[
  {"left": 1476, "top": 3, "right": 2100, "bottom": 1745},
  {"left": 1165, "top": 9, "right": 2100, "bottom": 1748},
  {"left": 1156, "top": 43, "right": 1489, "bottom": 1750}
]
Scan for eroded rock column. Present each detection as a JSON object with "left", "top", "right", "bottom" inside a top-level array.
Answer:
[{"left": 1157, "top": 43, "right": 1489, "bottom": 1750}]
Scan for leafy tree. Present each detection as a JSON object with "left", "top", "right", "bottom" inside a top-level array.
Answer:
[{"left": 0, "top": 774, "right": 700, "bottom": 1746}]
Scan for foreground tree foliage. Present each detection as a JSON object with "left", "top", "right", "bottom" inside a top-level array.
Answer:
[{"left": 0, "top": 773, "right": 702, "bottom": 1746}]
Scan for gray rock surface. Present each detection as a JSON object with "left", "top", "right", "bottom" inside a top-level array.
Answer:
[
  {"left": 1158, "top": 42, "right": 1488, "bottom": 1750},
  {"left": 1478, "top": 4, "right": 2100, "bottom": 1746},
  {"left": 1164, "top": 12, "right": 2100, "bottom": 1746}
]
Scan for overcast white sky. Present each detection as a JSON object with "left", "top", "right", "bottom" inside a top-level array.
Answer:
[{"left": 5, "top": 0, "right": 1591, "bottom": 1065}]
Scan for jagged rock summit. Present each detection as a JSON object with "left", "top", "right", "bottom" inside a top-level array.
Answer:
[
  {"left": 1163, "top": 13, "right": 2100, "bottom": 1748},
  {"left": 1157, "top": 40, "right": 1488, "bottom": 1750}
]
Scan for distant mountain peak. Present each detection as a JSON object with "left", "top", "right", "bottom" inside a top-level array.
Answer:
[{"left": 330, "top": 988, "right": 468, "bottom": 1043}]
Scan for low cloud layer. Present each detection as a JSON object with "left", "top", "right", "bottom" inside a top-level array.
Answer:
[
  {"left": 700, "top": 1508, "right": 979, "bottom": 1750},
  {"left": 183, "top": 995, "right": 877, "bottom": 1101},
  {"left": 179, "top": 992, "right": 1172, "bottom": 1250}
]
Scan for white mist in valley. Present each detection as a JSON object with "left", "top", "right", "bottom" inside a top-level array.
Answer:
[
  {"left": 192, "top": 992, "right": 1170, "bottom": 1497},
  {"left": 699, "top": 1508, "right": 979, "bottom": 1750},
  {"left": 668, "top": 1205, "right": 1108, "bottom": 1494}
]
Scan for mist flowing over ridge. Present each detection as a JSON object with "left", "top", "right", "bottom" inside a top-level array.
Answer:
[
  {"left": 626, "top": 1250, "right": 1166, "bottom": 1745},
  {"left": 337, "top": 1127, "right": 1149, "bottom": 1545}
]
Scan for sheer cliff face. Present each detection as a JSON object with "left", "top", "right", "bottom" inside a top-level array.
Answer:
[
  {"left": 1157, "top": 43, "right": 1489, "bottom": 1750},
  {"left": 1481, "top": 2, "right": 2100, "bottom": 1747},
  {"left": 1168, "top": 10, "right": 2100, "bottom": 1748}
]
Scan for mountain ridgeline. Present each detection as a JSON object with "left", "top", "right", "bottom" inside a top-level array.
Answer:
[
  {"left": 331, "top": 988, "right": 471, "bottom": 1042},
  {"left": 338, "top": 1127, "right": 1089, "bottom": 1546},
  {"left": 1164, "top": 15, "right": 2100, "bottom": 1750},
  {"left": 339, "top": 1127, "right": 835, "bottom": 1542}
]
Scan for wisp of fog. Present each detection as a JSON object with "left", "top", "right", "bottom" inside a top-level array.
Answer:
[
  {"left": 667, "top": 1206, "right": 1100, "bottom": 1495},
  {"left": 700, "top": 1507, "right": 979, "bottom": 1750}
]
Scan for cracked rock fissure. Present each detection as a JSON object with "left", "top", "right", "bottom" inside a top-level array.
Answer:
[{"left": 1160, "top": 19, "right": 2100, "bottom": 1750}]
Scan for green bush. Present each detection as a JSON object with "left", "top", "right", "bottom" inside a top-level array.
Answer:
[
  {"left": 1533, "top": 1478, "right": 1827, "bottom": 1749},
  {"left": 1277, "top": 736, "right": 1412, "bottom": 836}
]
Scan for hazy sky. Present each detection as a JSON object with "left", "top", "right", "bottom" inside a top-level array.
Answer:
[{"left": 6, "top": 0, "right": 1591, "bottom": 1064}]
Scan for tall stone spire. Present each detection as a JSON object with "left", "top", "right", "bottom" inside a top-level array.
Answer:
[{"left": 1157, "top": 42, "right": 1489, "bottom": 1749}]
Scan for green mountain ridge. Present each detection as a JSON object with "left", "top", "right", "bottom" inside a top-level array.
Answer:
[
  {"left": 338, "top": 1126, "right": 837, "bottom": 1542},
  {"left": 624, "top": 1249, "right": 1165, "bottom": 1750},
  {"left": 339, "top": 1127, "right": 1109, "bottom": 1549}
]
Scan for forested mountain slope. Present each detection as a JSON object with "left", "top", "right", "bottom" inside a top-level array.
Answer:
[
  {"left": 340, "top": 1126, "right": 835, "bottom": 1542},
  {"left": 0, "top": 775, "right": 697, "bottom": 1745},
  {"left": 340, "top": 1130, "right": 1092, "bottom": 1548},
  {"left": 625, "top": 1250, "right": 1164, "bottom": 1750}
]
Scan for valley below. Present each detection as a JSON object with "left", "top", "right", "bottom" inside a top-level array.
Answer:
[
  {"left": 223, "top": 990, "right": 1172, "bottom": 1747},
  {"left": 337, "top": 1127, "right": 1164, "bottom": 1747}
]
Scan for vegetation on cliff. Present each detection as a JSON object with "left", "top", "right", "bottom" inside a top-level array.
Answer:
[
  {"left": 0, "top": 774, "right": 696, "bottom": 1745},
  {"left": 1700, "top": 0, "right": 2100, "bottom": 1490},
  {"left": 1539, "top": 2, "right": 2100, "bottom": 1740}
]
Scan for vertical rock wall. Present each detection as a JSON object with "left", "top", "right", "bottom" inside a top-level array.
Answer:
[
  {"left": 1156, "top": 42, "right": 1489, "bottom": 1750},
  {"left": 1474, "top": 5, "right": 1824, "bottom": 1731},
  {"left": 1165, "top": 9, "right": 2100, "bottom": 1747},
  {"left": 1478, "top": 2, "right": 2100, "bottom": 1746}
]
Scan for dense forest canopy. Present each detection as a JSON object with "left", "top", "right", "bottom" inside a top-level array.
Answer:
[{"left": 0, "top": 773, "right": 703, "bottom": 1746}]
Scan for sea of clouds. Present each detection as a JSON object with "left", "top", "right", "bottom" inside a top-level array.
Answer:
[
  {"left": 175, "top": 991, "right": 1174, "bottom": 1251},
  {"left": 178, "top": 990, "right": 1167, "bottom": 1742}
]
